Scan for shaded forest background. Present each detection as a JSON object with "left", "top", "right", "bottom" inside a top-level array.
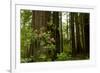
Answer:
[{"left": 21, "top": 10, "right": 90, "bottom": 63}]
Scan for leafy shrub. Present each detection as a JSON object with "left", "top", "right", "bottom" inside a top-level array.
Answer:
[
  {"left": 56, "top": 52, "right": 72, "bottom": 61},
  {"left": 21, "top": 58, "right": 33, "bottom": 63}
]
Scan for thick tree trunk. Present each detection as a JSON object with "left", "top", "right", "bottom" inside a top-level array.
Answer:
[
  {"left": 28, "top": 11, "right": 51, "bottom": 59},
  {"left": 53, "top": 12, "right": 60, "bottom": 59},
  {"left": 75, "top": 13, "right": 82, "bottom": 54},
  {"left": 79, "top": 13, "right": 85, "bottom": 55},
  {"left": 83, "top": 13, "right": 90, "bottom": 56}
]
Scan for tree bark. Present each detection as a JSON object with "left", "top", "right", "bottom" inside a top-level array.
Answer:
[
  {"left": 70, "top": 13, "right": 76, "bottom": 56},
  {"left": 29, "top": 11, "right": 51, "bottom": 59},
  {"left": 75, "top": 13, "right": 82, "bottom": 54},
  {"left": 59, "top": 12, "right": 63, "bottom": 52},
  {"left": 83, "top": 13, "right": 90, "bottom": 56},
  {"left": 53, "top": 12, "right": 60, "bottom": 59}
]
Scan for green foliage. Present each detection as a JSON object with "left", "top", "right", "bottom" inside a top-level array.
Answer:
[
  {"left": 21, "top": 10, "right": 32, "bottom": 58},
  {"left": 37, "top": 54, "right": 47, "bottom": 61},
  {"left": 21, "top": 10, "right": 32, "bottom": 25},
  {"left": 56, "top": 52, "right": 72, "bottom": 61},
  {"left": 21, "top": 57, "right": 33, "bottom": 63}
]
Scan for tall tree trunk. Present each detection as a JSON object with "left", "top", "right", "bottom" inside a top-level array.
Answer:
[
  {"left": 70, "top": 13, "right": 76, "bottom": 56},
  {"left": 66, "top": 12, "right": 69, "bottom": 40},
  {"left": 79, "top": 13, "right": 85, "bottom": 54},
  {"left": 53, "top": 12, "right": 60, "bottom": 59},
  {"left": 83, "top": 13, "right": 90, "bottom": 56},
  {"left": 75, "top": 13, "right": 82, "bottom": 54},
  {"left": 29, "top": 11, "right": 51, "bottom": 59},
  {"left": 59, "top": 12, "right": 63, "bottom": 52}
]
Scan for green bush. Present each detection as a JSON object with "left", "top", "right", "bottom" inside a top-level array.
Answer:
[
  {"left": 21, "top": 58, "right": 33, "bottom": 63},
  {"left": 56, "top": 52, "right": 72, "bottom": 61}
]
